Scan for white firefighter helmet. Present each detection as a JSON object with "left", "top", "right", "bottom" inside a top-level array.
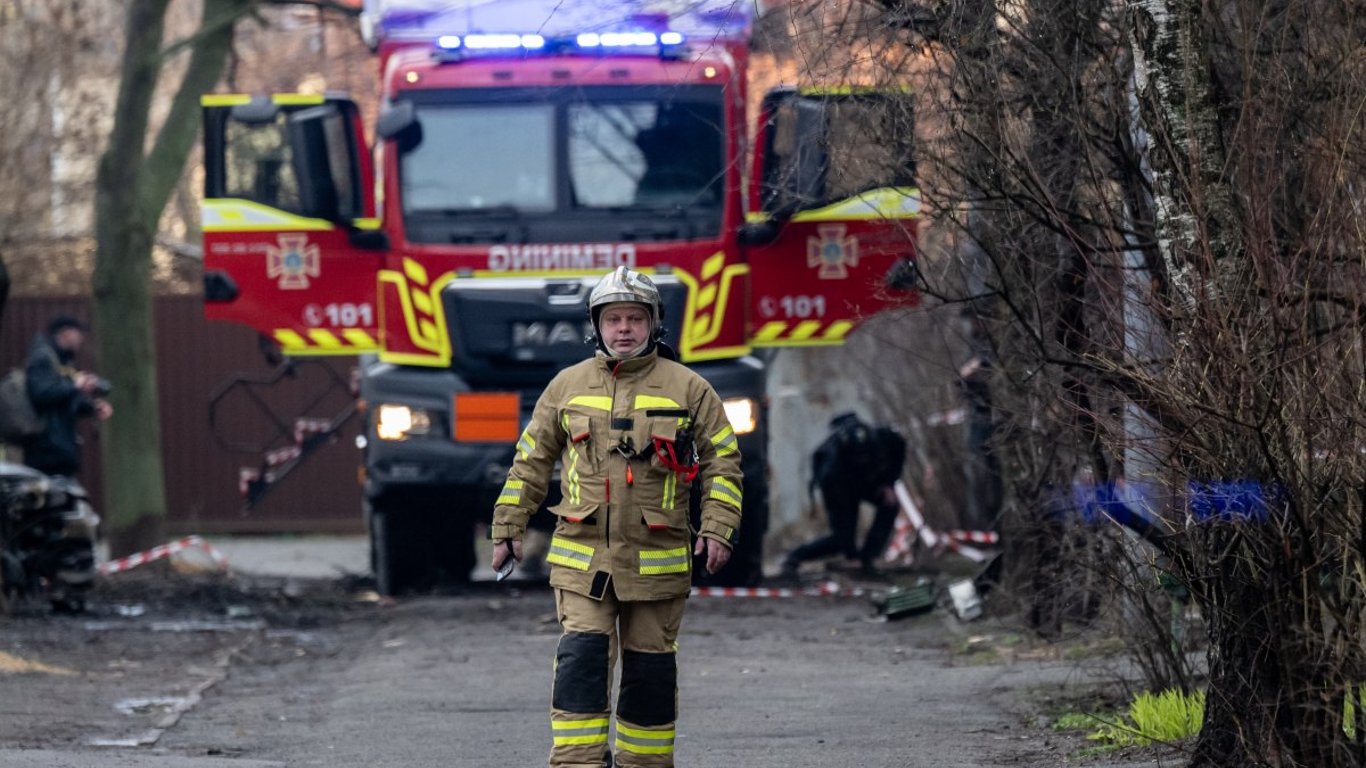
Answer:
[{"left": 588, "top": 266, "right": 664, "bottom": 356}]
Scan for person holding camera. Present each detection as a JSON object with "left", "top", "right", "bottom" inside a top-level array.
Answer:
[{"left": 22, "top": 316, "right": 113, "bottom": 478}]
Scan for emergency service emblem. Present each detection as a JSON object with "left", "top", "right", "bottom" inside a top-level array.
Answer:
[
  {"left": 267, "top": 234, "right": 320, "bottom": 290},
  {"left": 807, "top": 224, "right": 859, "bottom": 279}
]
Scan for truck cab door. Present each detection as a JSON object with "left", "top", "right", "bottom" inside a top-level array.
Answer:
[
  {"left": 742, "top": 88, "right": 920, "bottom": 348},
  {"left": 202, "top": 94, "right": 382, "bottom": 356}
]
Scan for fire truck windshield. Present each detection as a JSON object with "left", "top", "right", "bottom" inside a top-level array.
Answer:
[{"left": 398, "top": 86, "right": 725, "bottom": 244}]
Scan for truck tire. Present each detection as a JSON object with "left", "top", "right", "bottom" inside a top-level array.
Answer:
[
  {"left": 428, "top": 505, "right": 476, "bottom": 587},
  {"left": 369, "top": 493, "right": 478, "bottom": 595},
  {"left": 370, "top": 501, "right": 427, "bottom": 597}
]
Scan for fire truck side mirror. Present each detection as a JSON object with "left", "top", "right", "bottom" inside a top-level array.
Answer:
[
  {"left": 378, "top": 101, "right": 420, "bottom": 150},
  {"left": 737, "top": 218, "right": 781, "bottom": 247},
  {"left": 349, "top": 229, "right": 389, "bottom": 251}
]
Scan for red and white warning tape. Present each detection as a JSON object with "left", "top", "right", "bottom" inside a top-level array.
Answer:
[
  {"left": 98, "top": 536, "right": 230, "bottom": 576},
  {"left": 692, "top": 581, "right": 864, "bottom": 598},
  {"left": 947, "top": 529, "right": 1000, "bottom": 545},
  {"left": 884, "top": 480, "right": 1000, "bottom": 564}
]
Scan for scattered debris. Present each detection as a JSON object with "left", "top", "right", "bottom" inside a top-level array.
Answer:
[
  {"left": 876, "top": 577, "right": 936, "bottom": 620},
  {"left": 0, "top": 651, "right": 76, "bottom": 676},
  {"left": 948, "top": 578, "right": 984, "bottom": 621}
]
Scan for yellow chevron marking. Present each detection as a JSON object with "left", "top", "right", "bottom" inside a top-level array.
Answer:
[
  {"left": 404, "top": 258, "right": 429, "bottom": 286},
  {"left": 274, "top": 329, "right": 308, "bottom": 349},
  {"left": 343, "top": 329, "right": 379, "bottom": 348},
  {"left": 788, "top": 321, "right": 822, "bottom": 340},
  {"left": 676, "top": 255, "right": 750, "bottom": 360},
  {"left": 701, "top": 251, "right": 725, "bottom": 280},
  {"left": 697, "top": 283, "right": 717, "bottom": 310},
  {"left": 307, "top": 329, "right": 343, "bottom": 348},
  {"left": 754, "top": 322, "right": 787, "bottom": 342},
  {"left": 822, "top": 320, "right": 854, "bottom": 340}
]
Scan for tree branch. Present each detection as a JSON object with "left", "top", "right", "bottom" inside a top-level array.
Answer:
[{"left": 140, "top": 0, "right": 254, "bottom": 226}]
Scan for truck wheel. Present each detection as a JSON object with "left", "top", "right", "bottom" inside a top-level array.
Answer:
[
  {"left": 370, "top": 503, "right": 426, "bottom": 597},
  {"left": 429, "top": 508, "right": 476, "bottom": 587}
]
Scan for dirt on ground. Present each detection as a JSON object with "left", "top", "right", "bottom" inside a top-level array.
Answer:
[{"left": 0, "top": 563, "right": 1183, "bottom": 767}]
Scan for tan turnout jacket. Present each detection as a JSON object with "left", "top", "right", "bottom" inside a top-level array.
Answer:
[{"left": 492, "top": 350, "right": 743, "bottom": 601}]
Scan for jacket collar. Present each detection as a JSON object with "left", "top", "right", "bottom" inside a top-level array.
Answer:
[{"left": 594, "top": 349, "right": 658, "bottom": 379}]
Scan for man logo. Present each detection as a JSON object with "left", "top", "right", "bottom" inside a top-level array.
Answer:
[
  {"left": 267, "top": 234, "right": 320, "bottom": 290},
  {"left": 807, "top": 224, "right": 859, "bottom": 280},
  {"left": 512, "top": 321, "right": 593, "bottom": 347}
]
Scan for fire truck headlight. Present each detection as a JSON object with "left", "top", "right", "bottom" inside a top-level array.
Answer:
[
  {"left": 376, "top": 404, "right": 433, "bottom": 441},
  {"left": 722, "top": 397, "right": 758, "bottom": 436}
]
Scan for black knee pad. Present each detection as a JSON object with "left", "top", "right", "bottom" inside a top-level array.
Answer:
[
  {"left": 617, "top": 649, "right": 677, "bottom": 726},
  {"left": 553, "top": 632, "right": 611, "bottom": 713}
]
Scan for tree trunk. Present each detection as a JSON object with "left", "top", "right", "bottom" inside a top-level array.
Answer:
[{"left": 93, "top": 0, "right": 245, "bottom": 555}]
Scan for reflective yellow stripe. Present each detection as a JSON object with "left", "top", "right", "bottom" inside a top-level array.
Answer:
[
  {"left": 552, "top": 718, "right": 610, "bottom": 746},
  {"left": 710, "top": 426, "right": 738, "bottom": 457},
  {"left": 709, "top": 476, "right": 743, "bottom": 510},
  {"left": 496, "top": 479, "right": 523, "bottom": 506},
  {"left": 639, "top": 548, "right": 690, "bottom": 575},
  {"left": 662, "top": 471, "right": 676, "bottom": 511},
  {"left": 566, "top": 445, "right": 581, "bottom": 504},
  {"left": 202, "top": 199, "right": 336, "bottom": 232},
  {"left": 615, "top": 724, "right": 676, "bottom": 754},
  {"left": 633, "top": 395, "right": 681, "bottom": 410},
  {"left": 271, "top": 93, "right": 326, "bottom": 105},
  {"left": 788, "top": 187, "right": 921, "bottom": 222},
  {"left": 516, "top": 430, "right": 536, "bottom": 459},
  {"left": 546, "top": 537, "right": 594, "bottom": 571},
  {"left": 569, "top": 395, "right": 613, "bottom": 411},
  {"left": 201, "top": 94, "right": 252, "bottom": 106}
]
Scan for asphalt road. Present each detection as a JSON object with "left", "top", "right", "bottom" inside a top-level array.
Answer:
[{"left": 0, "top": 570, "right": 1166, "bottom": 767}]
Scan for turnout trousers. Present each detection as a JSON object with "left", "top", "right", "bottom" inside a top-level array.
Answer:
[{"left": 550, "top": 588, "right": 686, "bottom": 768}]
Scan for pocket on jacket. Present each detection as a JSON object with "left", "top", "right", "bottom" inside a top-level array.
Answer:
[
  {"left": 549, "top": 502, "right": 600, "bottom": 525},
  {"left": 637, "top": 509, "right": 690, "bottom": 577},
  {"left": 639, "top": 506, "right": 687, "bottom": 533}
]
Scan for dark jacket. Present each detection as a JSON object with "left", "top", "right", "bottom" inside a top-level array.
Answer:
[
  {"left": 810, "top": 416, "right": 906, "bottom": 497},
  {"left": 23, "top": 334, "right": 93, "bottom": 476}
]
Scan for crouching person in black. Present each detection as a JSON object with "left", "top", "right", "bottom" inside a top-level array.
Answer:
[{"left": 782, "top": 412, "right": 906, "bottom": 577}]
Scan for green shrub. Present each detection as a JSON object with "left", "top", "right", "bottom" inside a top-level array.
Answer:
[{"left": 1088, "top": 689, "right": 1205, "bottom": 747}]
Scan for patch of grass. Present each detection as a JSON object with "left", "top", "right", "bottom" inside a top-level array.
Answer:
[
  {"left": 1088, "top": 689, "right": 1204, "bottom": 747},
  {"left": 1062, "top": 636, "right": 1127, "bottom": 662},
  {"left": 1053, "top": 711, "right": 1104, "bottom": 731},
  {"left": 1344, "top": 683, "right": 1366, "bottom": 739}
]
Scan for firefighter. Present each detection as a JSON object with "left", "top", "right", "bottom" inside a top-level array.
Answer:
[
  {"left": 491, "top": 266, "right": 742, "bottom": 768},
  {"left": 781, "top": 412, "right": 906, "bottom": 576}
]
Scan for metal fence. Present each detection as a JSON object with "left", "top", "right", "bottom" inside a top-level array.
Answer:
[{"left": 1, "top": 296, "right": 364, "bottom": 534}]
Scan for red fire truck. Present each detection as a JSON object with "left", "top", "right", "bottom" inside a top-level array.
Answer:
[{"left": 200, "top": 0, "right": 919, "bottom": 594}]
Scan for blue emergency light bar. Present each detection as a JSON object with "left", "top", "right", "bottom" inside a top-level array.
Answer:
[{"left": 435, "top": 29, "right": 686, "bottom": 54}]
